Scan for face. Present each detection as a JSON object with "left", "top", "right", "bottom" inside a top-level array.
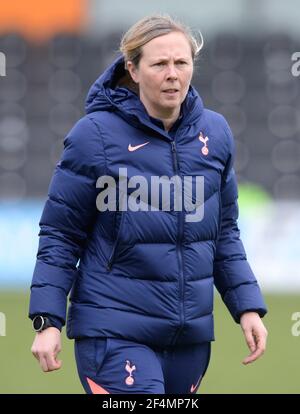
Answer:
[{"left": 127, "top": 31, "right": 194, "bottom": 119}]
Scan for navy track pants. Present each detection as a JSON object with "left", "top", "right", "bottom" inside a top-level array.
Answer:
[{"left": 75, "top": 337, "right": 211, "bottom": 394}]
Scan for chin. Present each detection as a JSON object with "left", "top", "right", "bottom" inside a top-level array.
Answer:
[{"left": 160, "top": 100, "right": 181, "bottom": 110}]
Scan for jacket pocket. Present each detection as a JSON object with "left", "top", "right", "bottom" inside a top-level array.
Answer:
[
  {"left": 95, "top": 338, "right": 111, "bottom": 377},
  {"left": 106, "top": 210, "right": 125, "bottom": 271}
]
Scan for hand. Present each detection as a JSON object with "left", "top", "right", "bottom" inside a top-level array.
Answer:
[
  {"left": 31, "top": 327, "right": 62, "bottom": 372},
  {"left": 240, "top": 311, "right": 268, "bottom": 365}
]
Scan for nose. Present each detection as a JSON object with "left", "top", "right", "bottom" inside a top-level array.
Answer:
[{"left": 166, "top": 64, "right": 178, "bottom": 80}]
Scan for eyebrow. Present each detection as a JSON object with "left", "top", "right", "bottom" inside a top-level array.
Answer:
[{"left": 151, "top": 57, "right": 190, "bottom": 62}]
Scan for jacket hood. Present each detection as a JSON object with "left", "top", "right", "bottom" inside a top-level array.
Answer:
[{"left": 85, "top": 54, "right": 204, "bottom": 132}]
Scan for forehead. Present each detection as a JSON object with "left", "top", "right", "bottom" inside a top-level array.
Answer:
[{"left": 141, "top": 32, "right": 192, "bottom": 60}]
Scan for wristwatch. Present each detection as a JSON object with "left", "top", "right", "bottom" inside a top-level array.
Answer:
[{"left": 32, "top": 315, "right": 53, "bottom": 332}]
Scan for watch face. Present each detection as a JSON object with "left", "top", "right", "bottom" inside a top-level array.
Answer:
[{"left": 33, "top": 316, "right": 44, "bottom": 331}]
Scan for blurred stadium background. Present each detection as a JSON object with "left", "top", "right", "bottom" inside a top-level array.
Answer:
[{"left": 0, "top": 0, "right": 300, "bottom": 393}]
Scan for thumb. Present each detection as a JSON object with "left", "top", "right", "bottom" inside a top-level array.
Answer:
[
  {"left": 54, "top": 358, "right": 63, "bottom": 369},
  {"left": 53, "top": 350, "right": 63, "bottom": 369}
]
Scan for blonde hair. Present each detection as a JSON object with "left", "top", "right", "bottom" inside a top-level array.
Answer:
[{"left": 119, "top": 14, "right": 204, "bottom": 68}]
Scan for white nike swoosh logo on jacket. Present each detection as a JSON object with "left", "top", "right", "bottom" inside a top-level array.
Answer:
[{"left": 128, "top": 142, "right": 149, "bottom": 152}]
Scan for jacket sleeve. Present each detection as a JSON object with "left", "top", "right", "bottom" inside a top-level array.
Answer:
[
  {"left": 213, "top": 117, "right": 267, "bottom": 323},
  {"left": 29, "top": 116, "right": 104, "bottom": 328}
]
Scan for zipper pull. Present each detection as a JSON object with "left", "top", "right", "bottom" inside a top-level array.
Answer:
[{"left": 107, "top": 259, "right": 112, "bottom": 271}]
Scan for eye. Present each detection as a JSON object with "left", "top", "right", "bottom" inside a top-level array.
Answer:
[
  {"left": 177, "top": 61, "right": 188, "bottom": 65},
  {"left": 154, "top": 62, "right": 166, "bottom": 66}
]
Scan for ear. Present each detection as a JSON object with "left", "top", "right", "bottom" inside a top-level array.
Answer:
[{"left": 127, "top": 61, "right": 139, "bottom": 84}]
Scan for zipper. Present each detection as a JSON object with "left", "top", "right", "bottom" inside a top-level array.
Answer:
[
  {"left": 107, "top": 211, "right": 124, "bottom": 271},
  {"left": 171, "top": 141, "right": 180, "bottom": 171},
  {"left": 170, "top": 138, "right": 186, "bottom": 346}
]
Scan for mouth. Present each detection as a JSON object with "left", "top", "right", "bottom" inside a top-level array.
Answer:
[{"left": 162, "top": 89, "right": 179, "bottom": 95}]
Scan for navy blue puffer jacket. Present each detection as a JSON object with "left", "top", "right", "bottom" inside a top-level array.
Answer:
[{"left": 29, "top": 55, "right": 267, "bottom": 347}]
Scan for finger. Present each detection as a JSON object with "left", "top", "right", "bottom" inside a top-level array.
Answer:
[
  {"left": 243, "top": 346, "right": 263, "bottom": 365},
  {"left": 45, "top": 353, "right": 62, "bottom": 371},
  {"left": 243, "top": 336, "right": 266, "bottom": 365},
  {"left": 242, "top": 329, "right": 258, "bottom": 364},
  {"left": 243, "top": 349, "right": 259, "bottom": 364},
  {"left": 39, "top": 356, "right": 49, "bottom": 372},
  {"left": 244, "top": 329, "right": 256, "bottom": 353}
]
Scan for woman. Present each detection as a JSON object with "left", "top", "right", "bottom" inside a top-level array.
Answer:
[{"left": 29, "top": 15, "right": 268, "bottom": 394}]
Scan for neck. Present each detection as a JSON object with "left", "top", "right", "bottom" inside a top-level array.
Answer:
[
  {"left": 145, "top": 106, "right": 181, "bottom": 132},
  {"left": 161, "top": 113, "right": 179, "bottom": 132}
]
